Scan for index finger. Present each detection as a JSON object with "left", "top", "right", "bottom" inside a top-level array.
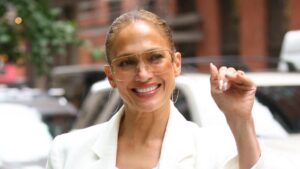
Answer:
[{"left": 209, "top": 63, "right": 218, "bottom": 82}]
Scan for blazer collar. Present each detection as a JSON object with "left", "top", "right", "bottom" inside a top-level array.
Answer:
[
  {"left": 89, "top": 102, "right": 195, "bottom": 169},
  {"left": 159, "top": 103, "right": 196, "bottom": 168},
  {"left": 89, "top": 106, "right": 124, "bottom": 169}
]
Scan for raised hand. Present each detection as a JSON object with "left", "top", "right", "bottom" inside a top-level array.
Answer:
[
  {"left": 209, "top": 63, "right": 256, "bottom": 122},
  {"left": 209, "top": 63, "right": 261, "bottom": 169}
]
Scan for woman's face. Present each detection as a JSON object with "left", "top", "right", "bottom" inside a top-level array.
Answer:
[{"left": 105, "top": 21, "right": 181, "bottom": 112}]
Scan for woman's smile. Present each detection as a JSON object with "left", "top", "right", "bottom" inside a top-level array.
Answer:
[{"left": 132, "top": 83, "right": 161, "bottom": 97}]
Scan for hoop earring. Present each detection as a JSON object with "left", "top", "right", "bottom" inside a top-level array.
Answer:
[
  {"left": 109, "top": 88, "right": 113, "bottom": 98},
  {"left": 171, "top": 88, "right": 179, "bottom": 103}
]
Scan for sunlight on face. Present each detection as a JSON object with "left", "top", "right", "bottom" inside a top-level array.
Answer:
[{"left": 135, "top": 21, "right": 152, "bottom": 34}]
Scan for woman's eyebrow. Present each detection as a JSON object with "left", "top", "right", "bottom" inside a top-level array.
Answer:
[
  {"left": 115, "top": 48, "right": 164, "bottom": 58},
  {"left": 116, "top": 53, "right": 134, "bottom": 58}
]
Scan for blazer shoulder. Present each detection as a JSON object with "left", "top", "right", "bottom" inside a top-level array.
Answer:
[{"left": 52, "top": 122, "right": 109, "bottom": 148}]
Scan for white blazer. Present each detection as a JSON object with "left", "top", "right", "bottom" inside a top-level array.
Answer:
[{"left": 46, "top": 102, "right": 267, "bottom": 169}]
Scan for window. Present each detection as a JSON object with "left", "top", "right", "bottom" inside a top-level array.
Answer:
[
  {"left": 177, "top": 0, "right": 196, "bottom": 14},
  {"left": 256, "top": 86, "right": 300, "bottom": 133},
  {"left": 74, "top": 89, "right": 111, "bottom": 128},
  {"left": 108, "top": 0, "right": 121, "bottom": 22},
  {"left": 267, "top": 0, "right": 288, "bottom": 68},
  {"left": 220, "top": 0, "right": 240, "bottom": 56}
]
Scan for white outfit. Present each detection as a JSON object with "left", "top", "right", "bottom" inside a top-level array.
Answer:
[{"left": 46, "top": 101, "right": 267, "bottom": 169}]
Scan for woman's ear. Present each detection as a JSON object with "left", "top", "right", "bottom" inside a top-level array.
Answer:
[
  {"left": 104, "top": 65, "right": 117, "bottom": 88},
  {"left": 173, "top": 52, "right": 181, "bottom": 76}
]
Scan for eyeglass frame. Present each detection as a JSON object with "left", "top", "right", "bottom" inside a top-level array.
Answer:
[{"left": 109, "top": 48, "right": 176, "bottom": 76}]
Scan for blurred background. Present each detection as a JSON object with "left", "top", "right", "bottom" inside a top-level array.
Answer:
[
  {"left": 1, "top": 0, "right": 300, "bottom": 168},
  {"left": 1, "top": 0, "right": 300, "bottom": 88}
]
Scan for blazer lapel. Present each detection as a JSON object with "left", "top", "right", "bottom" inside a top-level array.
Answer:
[
  {"left": 87, "top": 107, "right": 124, "bottom": 169},
  {"left": 85, "top": 102, "right": 196, "bottom": 169},
  {"left": 159, "top": 103, "right": 196, "bottom": 168}
]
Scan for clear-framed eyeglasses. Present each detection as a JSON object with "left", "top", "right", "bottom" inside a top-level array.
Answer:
[{"left": 110, "top": 48, "right": 174, "bottom": 81}]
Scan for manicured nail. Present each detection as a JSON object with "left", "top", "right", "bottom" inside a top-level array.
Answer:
[{"left": 219, "top": 79, "right": 228, "bottom": 91}]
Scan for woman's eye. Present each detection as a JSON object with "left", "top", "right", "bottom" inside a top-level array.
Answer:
[
  {"left": 148, "top": 53, "right": 164, "bottom": 62},
  {"left": 117, "top": 58, "right": 136, "bottom": 68}
]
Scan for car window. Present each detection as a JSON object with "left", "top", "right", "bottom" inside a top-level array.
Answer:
[
  {"left": 94, "top": 89, "right": 123, "bottom": 124},
  {"left": 256, "top": 86, "right": 300, "bottom": 133},
  {"left": 43, "top": 114, "right": 76, "bottom": 137},
  {"left": 73, "top": 89, "right": 112, "bottom": 129}
]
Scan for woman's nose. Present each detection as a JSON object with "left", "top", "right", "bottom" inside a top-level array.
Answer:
[{"left": 135, "top": 62, "right": 153, "bottom": 81}]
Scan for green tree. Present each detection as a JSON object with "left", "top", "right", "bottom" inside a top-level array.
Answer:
[{"left": 0, "top": 0, "right": 82, "bottom": 74}]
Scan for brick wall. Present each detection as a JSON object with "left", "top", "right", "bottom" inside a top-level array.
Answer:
[
  {"left": 288, "top": 0, "right": 300, "bottom": 30},
  {"left": 77, "top": 0, "right": 109, "bottom": 64}
]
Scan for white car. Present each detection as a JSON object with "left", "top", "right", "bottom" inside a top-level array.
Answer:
[
  {"left": 0, "top": 86, "right": 78, "bottom": 169},
  {"left": 0, "top": 87, "right": 77, "bottom": 137},
  {"left": 73, "top": 71, "right": 300, "bottom": 167},
  {"left": 74, "top": 72, "right": 299, "bottom": 135},
  {"left": 0, "top": 103, "right": 53, "bottom": 169}
]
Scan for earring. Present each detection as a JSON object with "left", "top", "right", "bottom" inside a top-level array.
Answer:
[{"left": 171, "top": 89, "right": 179, "bottom": 103}]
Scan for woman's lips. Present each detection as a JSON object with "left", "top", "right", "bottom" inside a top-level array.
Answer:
[{"left": 132, "top": 84, "right": 161, "bottom": 94}]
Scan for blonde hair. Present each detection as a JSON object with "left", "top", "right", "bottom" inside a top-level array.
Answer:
[{"left": 105, "top": 9, "right": 176, "bottom": 64}]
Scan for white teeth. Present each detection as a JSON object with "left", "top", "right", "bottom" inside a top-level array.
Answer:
[{"left": 135, "top": 85, "right": 158, "bottom": 93}]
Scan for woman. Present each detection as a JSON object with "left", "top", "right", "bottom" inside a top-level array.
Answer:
[{"left": 46, "top": 10, "right": 262, "bottom": 169}]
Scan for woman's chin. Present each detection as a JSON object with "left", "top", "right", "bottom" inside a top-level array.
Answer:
[{"left": 139, "top": 98, "right": 169, "bottom": 112}]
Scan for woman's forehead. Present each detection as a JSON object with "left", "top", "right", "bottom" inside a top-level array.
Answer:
[
  {"left": 132, "top": 21, "right": 153, "bottom": 34},
  {"left": 110, "top": 21, "right": 169, "bottom": 56}
]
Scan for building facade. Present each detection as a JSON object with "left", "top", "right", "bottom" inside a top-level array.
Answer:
[{"left": 51, "top": 0, "right": 300, "bottom": 71}]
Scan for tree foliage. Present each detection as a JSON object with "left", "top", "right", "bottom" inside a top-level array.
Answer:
[{"left": 0, "top": 0, "right": 82, "bottom": 74}]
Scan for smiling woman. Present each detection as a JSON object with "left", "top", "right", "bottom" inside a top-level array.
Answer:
[{"left": 46, "top": 10, "right": 270, "bottom": 169}]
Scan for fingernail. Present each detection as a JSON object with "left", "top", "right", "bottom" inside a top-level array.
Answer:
[{"left": 219, "top": 79, "right": 228, "bottom": 91}]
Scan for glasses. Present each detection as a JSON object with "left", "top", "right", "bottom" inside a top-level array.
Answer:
[{"left": 110, "top": 49, "right": 174, "bottom": 81}]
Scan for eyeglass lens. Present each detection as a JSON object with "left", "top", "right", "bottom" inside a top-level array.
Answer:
[{"left": 111, "top": 49, "right": 173, "bottom": 81}]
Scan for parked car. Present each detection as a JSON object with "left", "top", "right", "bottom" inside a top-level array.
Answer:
[
  {"left": 0, "top": 87, "right": 78, "bottom": 169},
  {"left": 72, "top": 71, "right": 300, "bottom": 167},
  {"left": 0, "top": 87, "right": 77, "bottom": 137},
  {"left": 73, "top": 71, "right": 300, "bottom": 135},
  {"left": 0, "top": 103, "right": 52, "bottom": 169},
  {"left": 50, "top": 64, "right": 106, "bottom": 108}
]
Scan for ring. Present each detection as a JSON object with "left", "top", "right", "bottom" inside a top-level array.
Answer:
[{"left": 237, "top": 70, "right": 245, "bottom": 75}]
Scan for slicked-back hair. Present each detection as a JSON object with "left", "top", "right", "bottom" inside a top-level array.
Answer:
[{"left": 105, "top": 9, "right": 176, "bottom": 64}]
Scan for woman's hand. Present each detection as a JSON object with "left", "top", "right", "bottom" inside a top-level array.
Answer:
[
  {"left": 209, "top": 63, "right": 261, "bottom": 169},
  {"left": 209, "top": 63, "right": 256, "bottom": 122}
]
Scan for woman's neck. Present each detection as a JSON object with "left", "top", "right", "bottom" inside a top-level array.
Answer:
[{"left": 118, "top": 103, "right": 170, "bottom": 145}]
